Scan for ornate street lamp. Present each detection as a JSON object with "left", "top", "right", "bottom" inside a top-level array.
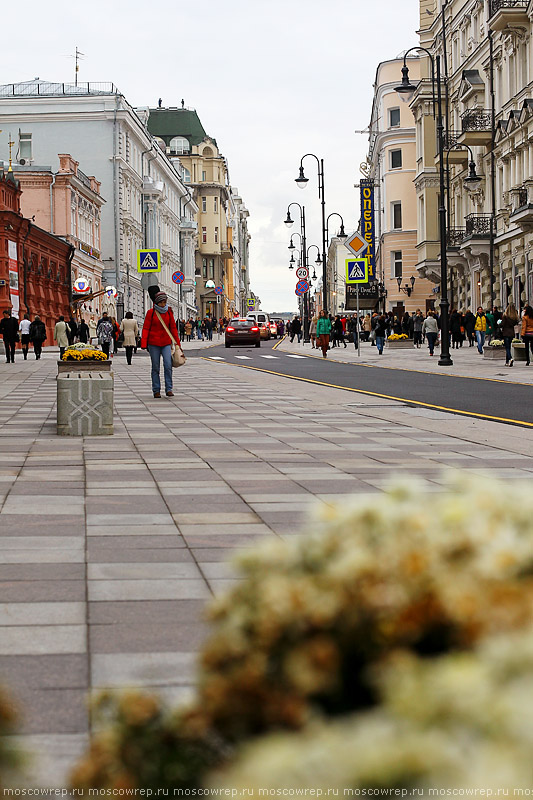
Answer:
[
  {"left": 294, "top": 154, "right": 328, "bottom": 312},
  {"left": 283, "top": 203, "right": 310, "bottom": 342},
  {"left": 396, "top": 275, "right": 416, "bottom": 296},
  {"left": 395, "top": 48, "right": 453, "bottom": 366}
]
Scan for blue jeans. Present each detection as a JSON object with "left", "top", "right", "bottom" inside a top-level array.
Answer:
[
  {"left": 375, "top": 336, "right": 384, "bottom": 354},
  {"left": 476, "top": 330, "right": 485, "bottom": 353},
  {"left": 148, "top": 344, "right": 172, "bottom": 393},
  {"left": 503, "top": 336, "right": 513, "bottom": 363},
  {"left": 426, "top": 332, "right": 438, "bottom": 354},
  {"left": 353, "top": 334, "right": 358, "bottom": 348}
]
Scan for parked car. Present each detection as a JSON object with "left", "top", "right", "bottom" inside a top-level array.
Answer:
[
  {"left": 269, "top": 321, "right": 278, "bottom": 338},
  {"left": 259, "top": 323, "right": 271, "bottom": 340},
  {"left": 225, "top": 318, "right": 261, "bottom": 348}
]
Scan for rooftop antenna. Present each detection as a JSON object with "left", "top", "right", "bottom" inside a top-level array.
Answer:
[
  {"left": 7, "top": 135, "right": 14, "bottom": 172},
  {"left": 70, "top": 47, "right": 86, "bottom": 86}
]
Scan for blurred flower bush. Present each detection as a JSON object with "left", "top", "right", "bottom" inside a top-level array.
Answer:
[
  {"left": 0, "top": 686, "right": 21, "bottom": 788},
  {"left": 71, "top": 474, "right": 533, "bottom": 790},
  {"left": 62, "top": 346, "right": 108, "bottom": 361},
  {"left": 387, "top": 333, "right": 409, "bottom": 341}
]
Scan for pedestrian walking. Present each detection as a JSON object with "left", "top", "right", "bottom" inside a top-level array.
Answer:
[
  {"left": 111, "top": 317, "right": 120, "bottom": 353},
  {"left": 291, "top": 317, "right": 302, "bottom": 344},
  {"left": 29, "top": 315, "right": 46, "bottom": 359},
  {"left": 141, "top": 285, "right": 181, "bottom": 398},
  {"left": 485, "top": 308, "right": 495, "bottom": 343},
  {"left": 501, "top": 303, "right": 519, "bottom": 367},
  {"left": 79, "top": 319, "right": 90, "bottom": 344},
  {"left": 374, "top": 314, "right": 387, "bottom": 355},
  {"left": 66, "top": 316, "right": 78, "bottom": 346},
  {"left": 333, "top": 315, "right": 346, "bottom": 348},
  {"left": 521, "top": 305, "right": 533, "bottom": 365},
  {"left": 413, "top": 309, "right": 424, "bottom": 348},
  {"left": 449, "top": 309, "right": 463, "bottom": 349},
  {"left": 363, "top": 314, "right": 372, "bottom": 342},
  {"left": 184, "top": 320, "right": 192, "bottom": 342},
  {"left": 88, "top": 316, "right": 97, "bottom": 345},
  {"left": 309, "top": 315, "right": 318, "bottom": 349},
  {"left": 464, "top": 310, "right": 476, "bottom": 346},
  {"left": 474, "top": 307, "right": 487, "bottom": 354},
  {"left": 54, "top": 315, "right": 69, "bottom": 359},
  {"left": 422, "top": 311, "right": 439, "bottom": 356},
  {"left": 316, "top": 310, "right": 332, "bottom": 358},
  {"left": 96, "top": 312, "right": 114, "bottom": 357},
  {"left": 120, "top": 312, "right": 139, "bottom": 365},
  {"left": 347, "top": 314, "right": 358, "bottom": 349},
  {"left": 19, "top": 313, "right": 31, "bottom": 359},
  {"left": 0, "top": 309, "right": 19, "bottom": 363}
]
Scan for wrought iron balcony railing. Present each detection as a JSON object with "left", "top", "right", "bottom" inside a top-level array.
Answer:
[
  {"left": 465, "top": 214, "right": 491, "bottom": 237},
  {"left": 516, "top": 187, "right": 529, "bottom": 208},
  {"left": 442, "top": 130, "right": 462, "bottom": 150},
  {"left": 461, "top": 109, "right": 492, "bottom": 132},
  {"left": 489, "top": 0, "right": 527, "bottom": 16},
  {"left": 447, "top": 228, "right": 466, "bottom": 247}
]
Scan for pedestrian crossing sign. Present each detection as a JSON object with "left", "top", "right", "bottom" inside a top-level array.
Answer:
[
  {"left": 137, "top": 249, "right": 161, "bottom": 273},
  {"left": 345, "top": 258, "right": 369, "bottom": 284}
]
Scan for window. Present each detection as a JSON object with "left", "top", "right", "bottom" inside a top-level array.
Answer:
[
  {"left": 182, "top": 167, "right": 191, "bottom": 184},
  {"left": 202, "top": 171, "right": 207, "bottom": 182},
  {"left": 169, "top": 136, "right": 189, "bottom": 155},
  {"left": 202, "top": 258, "right": 207, "bottom": 279},
  {"left": 214, "top": 226, "right": 219, "bottom": 244},
  {"left": 388, "top": 108, "right": 400, "bottom": 128},
  {"left": 208, "top": 259, "right": 215, "bottom": 280},
  {"left": 390, "top": 149, "right": 402, "bottom": 169},
  {"left": 202, "top": 197, "right": 207, "bottom": 213},
  {"left": 202, "top": 227, "right": 207, "bottom": 244},
  {"left": 18, "top": 133, "right": 32, "bottom": 162},
  {"left": 392, "top": 202, "right": 402, "bottom": 230},
  {"left": 214, "top": 196, "right": 218, "bottom": 213},
  {"left": 392, "top": 251, "right": 402, "bottom": 278}
]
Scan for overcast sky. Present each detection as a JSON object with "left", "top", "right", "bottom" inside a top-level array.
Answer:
[{"left": 0, "top": 0, "right": 419, "bottom": 312}]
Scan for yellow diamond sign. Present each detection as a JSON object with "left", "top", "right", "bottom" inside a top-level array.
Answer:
[{"left": 345, "top": 231, "right": 369, "bottom": 258}]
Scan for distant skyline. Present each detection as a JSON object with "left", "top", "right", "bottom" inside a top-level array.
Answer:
[{"left": 0, "top": 0, "right": 420, "bottom": 312}]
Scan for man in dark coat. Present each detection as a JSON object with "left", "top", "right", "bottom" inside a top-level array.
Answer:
[
  {"left": 0, "top": 310, "right": 19, "bottom": 363},
  {"left": 29, "top": 315, "right": 47, "bottom": 360}
]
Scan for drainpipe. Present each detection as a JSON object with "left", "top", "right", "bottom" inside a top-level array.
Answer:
[
  {"left": 21, "top": 220, "right": 31, "bottom": 313},
  {"left": 489, "top": 29, "right": 496, "bottom": 309},
  {"left": 49, "top": 172, "right": 56, "bottom": 234},
  {"left": 113, "top": 95, "right": 121, "bottom": 290}
]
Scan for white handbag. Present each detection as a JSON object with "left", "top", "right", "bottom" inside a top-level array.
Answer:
[{"left": 154, "top": 311, "right": 187, "bottom": 368}]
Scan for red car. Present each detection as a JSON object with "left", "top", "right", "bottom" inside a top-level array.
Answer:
[{"left": 225, "top": 318, "right": 261, "bottom": 348}]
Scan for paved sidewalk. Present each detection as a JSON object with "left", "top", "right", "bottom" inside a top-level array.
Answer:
[
  {"left": 277, "top": 336, "right": 533, "bottom": 384},
  {"left": 1, "top": 353, "right": 533, "bottom": 785}
]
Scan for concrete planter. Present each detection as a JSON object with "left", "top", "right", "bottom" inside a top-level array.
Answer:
[
  {"left": 58, "top": 359, "right": 112, "bottom": 374},
  {"left": 483, "top": 347, "right": 506, "bottom": 360},
  {"left": 512, "top": 343, "right": 527, "bottom": 361},
  {"left": 57, "top": 371, "right": 114, "bottom": 436},
  {"left": 386, "top": 340, "right": 413, "bottom": 349}
]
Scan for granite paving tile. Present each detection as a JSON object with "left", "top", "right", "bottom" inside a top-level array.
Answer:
[
  {"left": 90, "top": 622, "right": 208, "bottom": 653},
  {"left": 87, "top": 599, "right": 205, "bottom": 624},
  {"left": 88, "top": 562, "right": 203, "bottom": 580},
  {"left": 88, "top": 579, "right": 211, "bottom": 601},
  {"left": 11, "top": 688, "right": 88, "bottom": 734},
  {"left": 0, "top": 602, "right": 85, "bottom": 625},
  {"left": 0, "top": 654, "right": 88, "bottom": 689},
  {"left": 0, "top": 625, "right": 86, "bottom": 655},
  {"left": 91, "top": 652, "right": 196, "bottom": 688},
  {"left": 86, "top": 524, "right": 180, "bottom": 537},
  {"left": 0, "top": 581, "right": 87, "bottom": 602}
]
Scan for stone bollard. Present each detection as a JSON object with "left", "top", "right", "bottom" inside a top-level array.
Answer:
[{"left": 57, "top": 371, "right": 114, "bottom": 436}]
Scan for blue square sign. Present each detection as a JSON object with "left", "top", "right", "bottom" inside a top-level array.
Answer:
[{"left": 137, "top": 249, "right": 161, "bottom": 273}]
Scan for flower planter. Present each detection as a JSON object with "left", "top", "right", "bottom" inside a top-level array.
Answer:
[
  {"left": 57, "top": 359, "right": 112, "bottom": 374},
  {"left": 483, "top": 347, "right": 506, "bottom": 360},
  {"left": 512, "top": 343, "right": 527, "bottom": 362},
  {"left": 386, "top": 340, "right": 413, "bottom": 349}
]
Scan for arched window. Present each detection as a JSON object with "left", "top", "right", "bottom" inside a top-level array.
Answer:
[
  {"left": 169, "top": 136, "right": 189, "bottom": 155},
  {"left": 202, "top": 146, "right": 213, "bottom": 157},
  {"left": 182, "top": 167, "right": 191, "bottom": 183},
  {"left": 154, "top": 137, "right": 166, "bottom": 152}
]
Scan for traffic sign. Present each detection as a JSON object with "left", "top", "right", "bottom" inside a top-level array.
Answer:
[
  {"left": 137, "top": 249, "right": 161, "bottom": 273},
  {"left": 214, "top": 286, "right": 223, "bottom": 296},
  {"left": 344, "top": 231, "right": 369, "bottom": 258},
  {"left": 296, "top": 267, "right": 309, "bottom": 280},
  {"left": 345, "top": 258, "right": 369, "bottom": 284},
  {"left": 246, "top": 299, "right": 255, "bottom": 307},
  {"left": 172, "top": 271, "right": 185, "bottom": 284},
  {"left": 295, "top": 279, "right": 309, "bottom": 296}
]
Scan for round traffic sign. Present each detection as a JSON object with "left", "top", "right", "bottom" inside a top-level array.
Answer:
[
  {"left": 172, "top": 271, "right": 185, "bottom": 284},
  {"left": 214, "top": 286, "right": 223, "bottom": 296},
  {"left": 295, "top": 279, "right": 309, "bottom": 296},
  {"left": 296, "top": 267, "right": 309, "bottom": 280}
]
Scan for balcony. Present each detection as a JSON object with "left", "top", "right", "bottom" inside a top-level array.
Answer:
[
  {"left": 179, "top": 217, "right": 197, "bottom": 232},
  {"left": 459, "top": 109, "right": 492, "bottom": 147},
  {"left": 436, "top": 131, "right": 469, "bottom": 166},
  {"left": 447, "top": 228, "right": 466, "bottom": 248},
  {"left": 221, "top": 241, "right": 233, "bottom": 259},
  {"left": 510, "top": 185, "right": 533, "bottom": 230},
  {"left": 465, "top": 213, "right": 491, "bottom": 238},
  {"left": 488, "top": 0, "right": 529, "bottom": 32}
]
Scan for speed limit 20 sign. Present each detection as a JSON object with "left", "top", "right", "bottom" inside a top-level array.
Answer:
[{"left": 296, "top": 267, "right": 309, "bottom": 280}]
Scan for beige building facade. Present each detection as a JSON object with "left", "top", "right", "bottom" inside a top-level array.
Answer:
[
  {"left": 412, "top": 0, "right": 533, "bottom": 313},
  {"left": 365, "top": 57, "right": 437, "bottom": 314}
]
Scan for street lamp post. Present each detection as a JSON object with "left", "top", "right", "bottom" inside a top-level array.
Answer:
[
  {"left": 295, "top": 154, "right": 328, "bottom": 312},
  {"left": 285, "top": 203, "right": 310, "bottom": 342},
  {"left": 325, "top": 212, "right": 348, "bottom": 317},
  {"left": 395, "top": 49, "right": 453, "bottom": 366}
]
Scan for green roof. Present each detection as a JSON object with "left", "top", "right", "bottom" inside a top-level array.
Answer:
[{"left": 148, "top": 109, "right": 207, "bottom": 147}]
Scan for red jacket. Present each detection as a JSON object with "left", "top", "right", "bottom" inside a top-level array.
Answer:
[{"left": 141, "top": 308, "right": 181, "bottom": 349}]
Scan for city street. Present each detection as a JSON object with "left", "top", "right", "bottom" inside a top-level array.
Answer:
[{"left": 1, "top": 344, "right": 533, "bottom": 785}]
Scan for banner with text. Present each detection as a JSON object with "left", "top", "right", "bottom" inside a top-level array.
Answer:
[
  {"left": 360, "top": 180, "right": 376, "bottom": 282},
  {"left": 8, "top": 241, "right": 19, "bottom": 318}
]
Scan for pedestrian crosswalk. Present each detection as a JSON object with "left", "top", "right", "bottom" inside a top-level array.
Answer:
[{"left": 207, "top": 353, "right": 310, "bottom": 363}]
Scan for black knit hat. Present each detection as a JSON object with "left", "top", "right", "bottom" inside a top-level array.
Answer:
[{"left": 147, "top": 284, "right": 160, "bottom": 302}]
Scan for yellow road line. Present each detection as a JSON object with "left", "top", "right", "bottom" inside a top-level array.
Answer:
[
  {"left": 276, "top": 345, "right": 533, "bottom": 387},
  {"left": 272, "top": 335, "right": 287, "bottom": 351},
  {"left": 201, "top": 357, "right": 533, "bottom": 428}
]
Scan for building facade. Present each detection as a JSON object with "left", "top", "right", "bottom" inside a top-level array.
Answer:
[
  {"left": 0, "top": 170, "right": 72, "bottom": 342},
  {"left": 0, "top": 81, "right": 197, "bottom": 325},
  {"left": 365, "top": 57, "right": 437, "bottom": 314},
  {"left": 413, "top": 0, "right": 533, "bottom": 312},
  {"left": 13, "top": 154, "right": 105, "bottom": 321},
  {"left": 148, "top": 106, "right": 251, "bottom": 318}
]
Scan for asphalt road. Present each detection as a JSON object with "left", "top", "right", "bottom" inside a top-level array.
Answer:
[{"left": 186, "top": 337, "right": 533, "bottom": 427}]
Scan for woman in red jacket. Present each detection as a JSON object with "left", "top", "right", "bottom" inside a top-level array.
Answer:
[{"left": 141, "top": 286, "right": 181, "bottom": 398}]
